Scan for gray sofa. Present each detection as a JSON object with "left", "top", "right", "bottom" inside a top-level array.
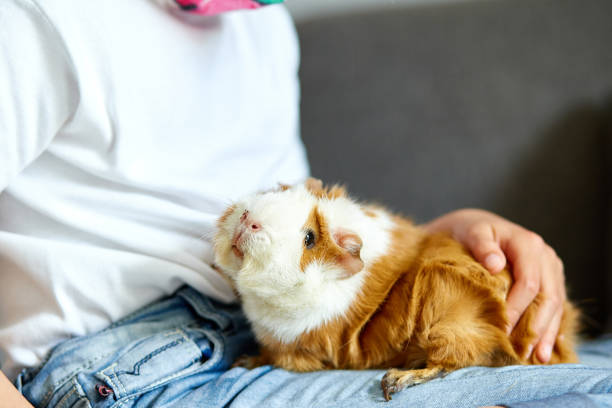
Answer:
[{"left": 296, "top": 0, "right": 612, "bottom": 335}]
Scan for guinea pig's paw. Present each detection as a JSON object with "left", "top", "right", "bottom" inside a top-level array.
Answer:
[
  {"left": 232, "top": 355, "right": 265, "bottom": 370},
  {"left": 381, "top": 367, "right": 444, "bottom": 401}
]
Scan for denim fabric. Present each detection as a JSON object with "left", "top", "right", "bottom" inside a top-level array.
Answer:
[
  {"left": 507, "top": 393, "right": 605, "bottom": 408},
  {"left": 17, "top": 287, "right": 612, "bottom": 408}
]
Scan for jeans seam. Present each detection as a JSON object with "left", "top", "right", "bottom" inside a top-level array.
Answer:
[
  {"left": 52, "top": 377, "right": 91, "bottom": 408},
  {"left": 54, "top": 385, "right": 76, "bottom": 408},
  {"left": 174, "top": 328, "right": 191, "bottom": 343},
  {"left": 72, "top": 379, "right": 92, "bottom": 408},
  {"left": 99, "top": 363, "right": 124, "bottom": 398},
  {"left": 107, "top": 361, "right": 204, "bottom": 408},
  {"left": 111, "top": 397, "right": 129, "bottom": 408},
  {"left": 191, "top": 328, "right": 224, "bottom": 372},
  {"left": 97, "top": 328, "right": 204, "bottom": 399},
  {"left": 39, "top": 352, "right": 115, "bottom": 408},
  {"left": 145, "top": 355, "right": 204, "bottom": 390},
  {"left": 135, "top": 328, "right": 221, "bottom": 389},
  {"left": 28, "top": 289, "right": 246, "bottom": 407},
  {"left": 114, "top": 363, "right": 129, "bottom": 397},
  {"left": 112, "top": 395, "right": 135, "bottom": 408}
]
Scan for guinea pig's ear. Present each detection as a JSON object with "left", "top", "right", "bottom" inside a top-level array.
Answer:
[
  {"left": 333, "top": 229, "right": 364, "bottom": 278},
  {"left": 306, "top": 178, "right": 348, "bottom": 200},
  {"left": 305, "top": 177, "right": 324, "bottom": 193}
]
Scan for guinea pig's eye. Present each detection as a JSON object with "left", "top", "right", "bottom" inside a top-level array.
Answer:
[{"left": 304, "top": 230, "right": 316, "bottom": 249}]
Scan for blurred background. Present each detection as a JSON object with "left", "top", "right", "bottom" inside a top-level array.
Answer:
[
  {"left": 287, "top": 0, "right": 464, "bottom": 21},
  {"left": 287, "top": 0, "right": 612, "bottom": 336}
]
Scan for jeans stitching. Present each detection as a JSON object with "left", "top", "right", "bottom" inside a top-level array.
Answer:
[
  {"left": 111, "top": 397, "right": 127, "bottom": 408},
  {"left": 111, "top": 394, "right": 135, "bottom": 408},
  {"left": 72, "top": 379, "right": 92, "bottom": 408},
  {"left": 95, "top": 328, "right": 204, "bottom": 400},
  {"left": 108, "top": 358, "right": 205, "bottom": 407},
  {"left": 164, "top": 329, "right": 181, "bottom": 337},
  {"left": 108, "top": 328, "right": 225, "bottom": 404},
  {"left": 35, "top": 317, "right": 190, "bottom": 404},
  {"left": 99, "top": 363, "right": 123, "bottom": 398},
  {"left": 54, "top": 385, "right": 76, "bottom": 408},
  {"left": 198, "top": 329, "right": 224, "bottom": 371},
  {"left": 113, "top": 339, "right": 187, "bottom": 377},
  {"left": 134, "top": 328, "right": 221, "bottom": 390},
  {"left": 30, "top": 289, "right": 241, "bottom": 407},
  {"left": 39, "top": 352, "right": 115, "bottom": 407},
  {"left": 175, "top": 328, "right": 190, "bottom": 343},
  {"left": 112, "top": 363, "right": 128, "bottom": 397}
]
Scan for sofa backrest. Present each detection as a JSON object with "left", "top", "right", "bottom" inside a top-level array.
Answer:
[{"left": 297, "top": 0, "right": 612, "bottom": 333}]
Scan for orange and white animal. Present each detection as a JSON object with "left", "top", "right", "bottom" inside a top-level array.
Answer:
[{"left": 213, "top": 178, "right": 579, "bottom": 400}]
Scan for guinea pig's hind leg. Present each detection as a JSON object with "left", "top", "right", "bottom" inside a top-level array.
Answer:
[
  {"left": 231, "top": 354, "right": 268, "bottom": 370},
  {"left": 381, "top": 366, "right": 444, "bottom": 401}
]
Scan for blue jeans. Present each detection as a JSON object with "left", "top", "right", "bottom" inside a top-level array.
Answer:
[{"left": 16, "top": 286, "right": 612, "bottom": 408}]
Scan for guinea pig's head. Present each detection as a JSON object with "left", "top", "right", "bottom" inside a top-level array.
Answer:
[{"left": 213, "top": 178, "right": 364, "bottom": 298}]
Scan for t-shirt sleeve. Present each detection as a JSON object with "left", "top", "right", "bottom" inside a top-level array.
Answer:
[{"left": 0, "top": 0, "right": 78, "bottom": 192}]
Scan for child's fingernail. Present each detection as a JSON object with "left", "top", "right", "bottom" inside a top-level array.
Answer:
[
  {"left": 485, "top": 253, "right": 504, "bottom": 271},
  {"left": 540, "top": 346, "right": 552, "bottom": 363}
]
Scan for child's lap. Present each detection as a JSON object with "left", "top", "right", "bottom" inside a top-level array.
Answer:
[{"left": 17, "top": 286, "right": 612, "bottom": 408}]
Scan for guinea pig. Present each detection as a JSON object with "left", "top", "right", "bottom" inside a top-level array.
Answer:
[{"left": 213, "top": 178, "right": 579, "bottom": 401}]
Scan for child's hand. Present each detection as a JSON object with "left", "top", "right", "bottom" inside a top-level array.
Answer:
[{"left": 424, "top": 209, "right": 566, "bottom": 363}]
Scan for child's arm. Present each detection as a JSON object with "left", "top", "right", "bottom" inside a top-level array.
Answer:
[
  {"left": 0, "top": 371, "right": 33, "bottom": 408},
  {"left": 0, "top": 0, "right": 79, "bottom": 192}
]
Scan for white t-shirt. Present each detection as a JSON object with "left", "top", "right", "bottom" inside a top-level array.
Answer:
[{"left": 0, "top": 0, "right": 309, "bottom": 379}]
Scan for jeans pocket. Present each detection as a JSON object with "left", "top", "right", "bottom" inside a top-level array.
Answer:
[
  {"left": 93, "top": 327, "right": 211, "bottom": 400},
  {"left": 40, "top": 377, "right": 93, "bottom": 408}
]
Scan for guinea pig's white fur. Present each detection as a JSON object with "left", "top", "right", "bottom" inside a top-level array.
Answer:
[{"left": 214, "top": 184, "right": 393, "bottom": 343}]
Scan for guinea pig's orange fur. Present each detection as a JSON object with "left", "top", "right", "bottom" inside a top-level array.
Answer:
[{"left": 226, "top": 180, "right": 580, "bottom": 400}]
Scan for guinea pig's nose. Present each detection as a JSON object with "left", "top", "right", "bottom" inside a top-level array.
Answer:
[{"left": 240, "top": 210, "right": 262, "bottom": 232}]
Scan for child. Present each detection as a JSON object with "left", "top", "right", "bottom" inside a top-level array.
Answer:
[{"left": 0, "top": 1, "right": 598, "bottom": 407}]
